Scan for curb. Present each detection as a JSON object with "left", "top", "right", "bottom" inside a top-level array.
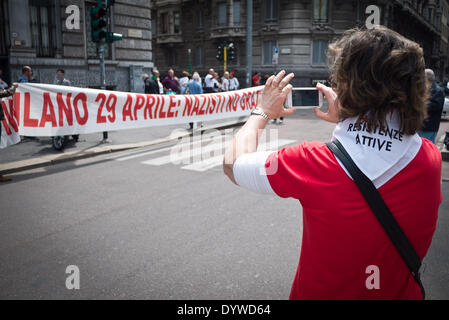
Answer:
[{"left": 0, "top": 118, "right": 247, "bottom": 176}]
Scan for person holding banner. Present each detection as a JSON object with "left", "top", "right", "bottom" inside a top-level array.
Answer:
[
  {"left": 0, "top": 68, "right": 8, "bottom": 89},
  {"left": 0, "top": 82, "right": 18, "bottom": 182},
  {"left": 224, "top": 26, "right": 441, "bottom": 299}
]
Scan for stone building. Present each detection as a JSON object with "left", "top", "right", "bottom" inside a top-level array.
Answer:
[
  {"left": 151, "top": 0, "right": 449, "bottom": 87},
  {"left": 0, "top": 0, "right": 153, "bottom": 92}
]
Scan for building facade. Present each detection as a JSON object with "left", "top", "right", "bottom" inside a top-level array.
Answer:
[
  {"left": 151, "top": 0, "right": 449, "bottom": 87},
  {"left": 0, "top": 0, "right": 153, "bottom": 92}
]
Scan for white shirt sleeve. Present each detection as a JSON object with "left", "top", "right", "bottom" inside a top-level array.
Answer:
[{"left": 233, "top": 151, "right": 275, "bottom": 194}]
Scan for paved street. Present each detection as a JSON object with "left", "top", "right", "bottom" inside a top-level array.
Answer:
[{"left": 0, "top": 110, "right": 448, "bottom": 299}]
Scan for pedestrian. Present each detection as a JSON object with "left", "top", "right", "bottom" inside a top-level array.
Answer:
[
  {"left": 179, "top": 71, "right": 191, "bottom": 94},
  {"left": 212, "top": 72, "right": 221, "bottom": 92},
  {"left": 229, "top": 71, "right": 239, "bottom": 91},
  {"left": 224, "top": 26, "right": 441, "bottom": 300},
  {"left": 193, "top": 71, "right": 202, "bottom": 87},
  {"left": 162, "top": 68, "right": 179, "bottom": 94},
  {"left": 17, "top": 66, "right": 39, "bottom": 141},
  {"left": 252, "top": 71, "right": 261, "bottom": 86},
  {"left": 204, "top": 68, "right": 215, "bottom": 93},
  {"left": 53, "top": 69, "right": 71, "bottom": 86},
  {"left": 418, "top": 69, "right": 445, "bottom": 144},
  {"left": 152, "top": 70, "right": 164, "bottom": 94},
  {"left": 0, "top": 82, "right": 18, "bottom": 182},
  {"left": 0, "top": 68, "right": 8, "bottom": 89},
  {"left": 52, "top": 69, "right": 79, "bottom": 143},
  {"left": 222, "top": 71, "right": 230, "bottom": 91},
  {"left": 187, "top": 72, "right": 203, "bottom": 94},
  {"left": 442, "top": 78, "right": 449, "bottom": 95},
  {"left": 187, "top": 72, "right": 203, "bottom": 129},
  {"left": 142, "top": 73, "right": 159, "bottom": 94},
  {"left": 260, "top": 74, "right": 270, "bottom": 85},
  {"left": 17, "top": 66, "right": 39, "bottom": 83}
]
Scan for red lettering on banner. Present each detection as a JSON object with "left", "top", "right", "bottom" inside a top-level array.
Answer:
[
  {"left": 225, "top": 95, "right": 231, "bottom": 112},
  {"left": 233, "top": 93, "right": 239, "bottom": 111},
  {"left": 216, "top": 95, "right": 222, "bottom": 113},
  {"left": 122, "top": 94, "right": 134, "bottom": 121},
  {"left": 183, "top": 96, "right": 192, "bottom": 117},
  {"left": 13, "top": 92, "right": 20, "bottom": 126},
  {"left": 144, "top": 95, "right": 155, "bottom": 119},
  {"left": 246, "top": 93, "right": 251, "bottom": 110},
  {"left": 255, "top": 91, "right": 261, "bottom": 108},
  {"left": 167, "top": 95, "right": 176, "bottom": 118},
  {"left": 106, "top": 94, "right": 117, "bottom": 123},
  {"left": 73, "top": 93, "right": 88, "bottom": 125},
  {"left": 198, "top": 95, "right": 206, "bottom": 115},
  {"left": 206, "top": 96, "right": 212, "bottom": 114},
  {"left": 210, "top": 95, "right": 217, "bottom": 114},
  {"left": 1, "top": 102, "right": 11, "bottom": 135},
  {"left": 39, "top": 92, "right": 57, "bottom": 127},
  {"left": 154, "top": 95, "right": 160, "bottom": 118},
  {"left": 23, "top": 92, "right": 38, "bottom": 127},
  {"left": 1, "top": 100, "right": 18, "bottom": 135},
  {"left": 57, "top": 93, "right": 73, "bottom": 126},
  {"left": 96, "top": 93, "right": 107, "bottom": 123},
  {"left": 191, "top": 96, "right": 200, "bottom": 116},
  {"left": 240, "top": 93, "right": 246, "bottom": 110},
  {"left": 3, "top": 99, "right": 19, "bottom": 132},
  {"left": 250, "top": 93, "right": 257, "bottom": 109},
  {"left": 159, "top": 95, "right": 166, "bottom": 119},
  {"left": 134, "top": 94, "right": 145, "bottom": 120}
]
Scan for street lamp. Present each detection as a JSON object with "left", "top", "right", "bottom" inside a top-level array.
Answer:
[{"left": 188, "top": 48, "right": 192, "bottom": 74}]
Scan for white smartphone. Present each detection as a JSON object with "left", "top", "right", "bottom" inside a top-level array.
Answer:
[{"left": 285, "top": 87, "right": 324, "bottom": 109}]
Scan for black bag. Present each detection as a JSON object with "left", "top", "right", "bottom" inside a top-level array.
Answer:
[{"left": 326, "top": 139, "right": 425, "bottom": 299}]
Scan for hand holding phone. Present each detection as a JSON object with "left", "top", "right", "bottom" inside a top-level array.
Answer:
[{"left": 285, "top": 87, "right": 324, "bottom": 109}]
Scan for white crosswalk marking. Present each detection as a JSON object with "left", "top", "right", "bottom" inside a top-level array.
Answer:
[
  {"left": 112, "top": 135, "right": 297, "bottom": 173},
  {"left": 180, "top": 139, "right": 295, "bottom": 172},
  {"left": 141, "top": 138, "right": 232, "bottom": 166}
]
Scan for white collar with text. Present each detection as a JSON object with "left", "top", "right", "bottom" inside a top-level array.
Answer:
[{"left": 331, "top": 112, "right": 422, "bottom": 188}]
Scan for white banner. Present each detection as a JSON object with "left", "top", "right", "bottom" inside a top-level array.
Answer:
[{"left": 0, "top": 83, "right": 263, "bottom": 148}]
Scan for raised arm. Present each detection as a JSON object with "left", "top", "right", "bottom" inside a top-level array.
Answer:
[{"left": 223, "top": 70, "right": 295, "bottom": 184}]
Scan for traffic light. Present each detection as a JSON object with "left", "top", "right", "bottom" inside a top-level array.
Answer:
[
  {"left": 106, "top": 32, "right": 123, "bottom": 43},
  {"left": 90, "top": 0, "right": 122, "bottom": 44},
  {"left": 228, "top": 43, "right": 236, "bottom": 61},
  {"left": 91, "top": 1, "right": 107, "bottom": 42},
  {"left": 216, "top": 43, "right": 224, "bottom": 61}
]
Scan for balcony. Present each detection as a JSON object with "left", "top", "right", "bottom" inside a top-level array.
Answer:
[
  {"left": 210, "top": 26, "right": 246, "bottom": 39},
  {"left": 398, "top": 0, "right": 441, "bottom": 36},
  {"left": 151, "top": 0, "right": 182, "bottom": 8},
  {"left": 156, "top": 33, "right": 183, "bottom": 44}
]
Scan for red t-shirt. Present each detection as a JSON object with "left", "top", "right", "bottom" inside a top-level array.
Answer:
[
  {"left": 252, "top": 75, "right": 260, "bottom": 87},
  {"left": 265, "top": 139, "right": 442, "bottom": 299}
]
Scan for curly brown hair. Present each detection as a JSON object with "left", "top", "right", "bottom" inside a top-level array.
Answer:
[{"left": 327, "top": 26, "right": 429, "bottom": 135}]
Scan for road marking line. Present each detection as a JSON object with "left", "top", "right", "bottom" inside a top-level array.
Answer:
[
  {"left": 179, "top": 139, "right": 296, "bottom": 172},
  {"left": 141, "top": 138, "right": 232, "bottom": 166},
  {"left": 109, "top": 132, "right": 224, "bottom": 161}
]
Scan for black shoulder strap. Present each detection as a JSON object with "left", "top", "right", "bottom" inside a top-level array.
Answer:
[{"left": 326, "top": 139, "right": 425, "bottom": 299}]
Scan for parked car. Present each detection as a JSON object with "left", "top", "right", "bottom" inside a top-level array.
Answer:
[{"left": 443, "top": 97, "right": 449, "bottom": 120}]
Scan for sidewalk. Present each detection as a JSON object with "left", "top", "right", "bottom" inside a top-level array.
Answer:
[{"left": 0, "top": 118, "right": 247, "bottom": 175}]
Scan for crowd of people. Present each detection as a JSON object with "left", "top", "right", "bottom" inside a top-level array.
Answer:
[{"left": 141, "top": 68, "right": 240, "bottom": 96}]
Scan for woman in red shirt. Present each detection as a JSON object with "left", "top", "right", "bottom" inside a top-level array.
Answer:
[{"left": 223, "top": 26, "right": 442, "bottom": 299}]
